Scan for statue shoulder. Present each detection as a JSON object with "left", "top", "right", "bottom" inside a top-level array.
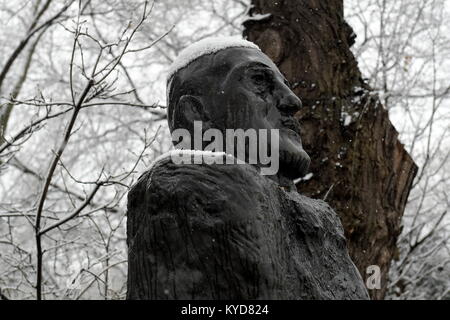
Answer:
[
  {"left": 290, "top": 192, "right": 347, "bottom": 239},
  {"left": 288, "top": 192, "right": 335, "bottom": 215},
  {"left": 128, "top": 151, "right": 266, "bottom": 213}
]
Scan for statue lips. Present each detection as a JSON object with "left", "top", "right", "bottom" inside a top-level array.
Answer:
[{"left": 280, "top": 116, "right": 302, "bottom": 137}]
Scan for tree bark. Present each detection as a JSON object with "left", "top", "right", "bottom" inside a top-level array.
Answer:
[{"left": 243, "top": 0, "right": 418, "bottom": 299}]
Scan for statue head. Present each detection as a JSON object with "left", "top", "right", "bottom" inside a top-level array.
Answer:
[{"left": 166, "top": 37, "right": 310, "bottom": 180}]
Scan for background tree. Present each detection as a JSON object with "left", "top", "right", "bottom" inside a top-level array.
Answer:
[
  {"left": 243, "top": 0, "right": 418, "bottom": 299},
  {"left": 346, "top": 0, "right": 449, "bottom": 299},
  {"left": 0, "top": 0, "right": 170, "bottom": 299}
]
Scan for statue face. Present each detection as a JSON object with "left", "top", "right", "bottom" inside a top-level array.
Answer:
[
  {"left": 170, "top": 47, "right": 310, "bottom": 179},
  {"left": 210, "top": 47, "right": 310, "bottom": 179}
]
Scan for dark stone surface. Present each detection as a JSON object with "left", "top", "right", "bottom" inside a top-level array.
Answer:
[{"left": 127, "top": 155, "right": 369, "bottom": 299}]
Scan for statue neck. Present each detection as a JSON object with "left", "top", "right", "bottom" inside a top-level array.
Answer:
[{"left": 265, "top": 171, "right": 297, "bottom": 192}]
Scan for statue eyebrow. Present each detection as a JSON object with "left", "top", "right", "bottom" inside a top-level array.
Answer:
[
  {"left": 244, "top": 62, "right": 288, "bottom": 85},
  {"left": 244, "top": 61, "right": 272, "bottom": 70}
]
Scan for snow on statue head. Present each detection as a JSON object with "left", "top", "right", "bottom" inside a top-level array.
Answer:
[
  {"left": 166, "top": 36, "right": 260, "bottom": 84},
  {"left": 166, "top": 36, "right": 310, "bottom": 179}
]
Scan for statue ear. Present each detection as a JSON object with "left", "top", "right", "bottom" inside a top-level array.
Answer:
[{"left": 177, "top": 95, "right": 210, "bottom": 125}]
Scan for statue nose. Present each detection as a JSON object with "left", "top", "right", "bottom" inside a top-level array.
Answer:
[{"left": 276, "top": 92, "right": 302, "bottom": 115}]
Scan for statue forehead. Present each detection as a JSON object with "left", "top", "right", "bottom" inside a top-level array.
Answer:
[
  {"left": 215, "top": 47, "right": 280, "bottom": 74},
  {"left": 173, "top": 47, "right": 281, "bottom": 84}
]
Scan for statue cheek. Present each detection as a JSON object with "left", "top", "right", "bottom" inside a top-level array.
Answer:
[{"left": 263, "top": 103, "right": 280, "bottom": 123}]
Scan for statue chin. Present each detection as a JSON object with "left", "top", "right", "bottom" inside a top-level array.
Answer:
[
  {"left": 276, "top": 132, "right": 311, "bottom": 179},
  {"left": 279, "top": 148, "right": 311, "bottom": 180}
]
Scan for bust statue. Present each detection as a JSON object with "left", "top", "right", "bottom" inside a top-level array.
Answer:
[{"left": 127, "top": 37, "right": 369, "bottom": 300}]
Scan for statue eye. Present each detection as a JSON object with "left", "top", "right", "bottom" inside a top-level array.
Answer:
[
  {"left": 251, "top": 74, "right": 266, "bottom": 83},
  {"left": 249, "top": 69, "right": 273, "bottom": 87},
  {"left": 246, "top": 67, "right": 275, "bottom": 94}
]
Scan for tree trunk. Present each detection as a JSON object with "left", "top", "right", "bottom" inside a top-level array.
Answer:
[{"left": 243, "top": 0, "right": 418, "bottom": 299}]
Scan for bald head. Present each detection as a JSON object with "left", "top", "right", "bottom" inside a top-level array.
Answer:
[{"left": 167, "top": 46, "right": 279, "bottom": 132}]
